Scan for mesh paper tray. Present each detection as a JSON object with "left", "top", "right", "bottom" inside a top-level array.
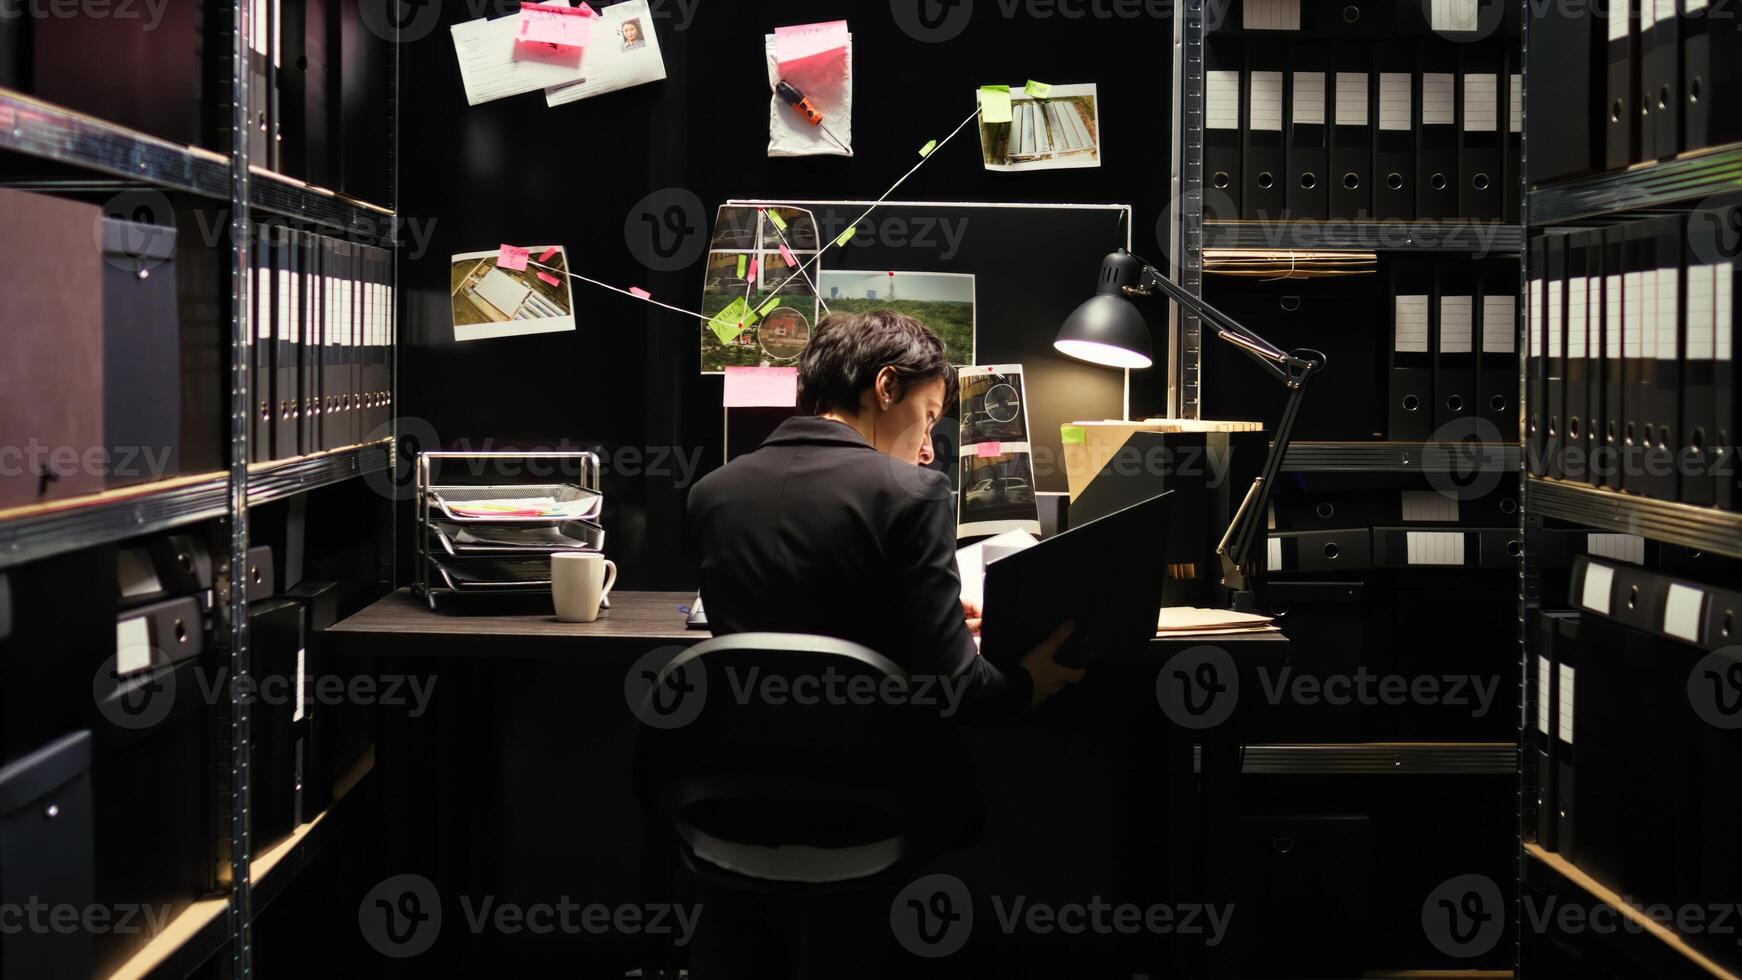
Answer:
[
  {"left": 428, "top": 520, "right": 605, "bottom": 557},
  {"left": 428, "top": 483, "right": 604, "bottom": 525}
]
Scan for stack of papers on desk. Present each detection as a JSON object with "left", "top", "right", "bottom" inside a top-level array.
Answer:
[{"left": 1156, "top": 606, "right": 1279, "bottom": 637}]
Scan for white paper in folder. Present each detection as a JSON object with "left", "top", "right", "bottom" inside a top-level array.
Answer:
[{"left": 955, "top": 530, "right": 1039, "bottom": 609}]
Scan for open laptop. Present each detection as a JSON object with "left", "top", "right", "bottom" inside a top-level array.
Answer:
[{"left": 980, "top": 490, "right": 1171, "bottom": 668}]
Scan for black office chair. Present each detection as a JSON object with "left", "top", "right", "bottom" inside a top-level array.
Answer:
[{"left": 632, "top": 632, "right": 974, "bottom": 977}]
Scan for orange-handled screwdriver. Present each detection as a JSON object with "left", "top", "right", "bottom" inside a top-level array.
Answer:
[{"left": 775, "top": 79, "right": 852, "bottom": 153}]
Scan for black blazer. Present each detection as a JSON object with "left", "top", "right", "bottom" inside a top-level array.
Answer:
[{"left": 687, "top": 416, "right": 1033, "bottom": 718}]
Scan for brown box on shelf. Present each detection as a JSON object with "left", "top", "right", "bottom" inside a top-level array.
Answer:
[
  {"left": 1060, "top": 419, "right": 1264, "bottom": 502},
  {"left": 0, "top": 188, "right": 105, "bottom": 509}
]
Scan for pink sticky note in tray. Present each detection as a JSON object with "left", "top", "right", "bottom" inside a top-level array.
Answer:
[
  {"left": 536, "top": 271, "right": 562, "bottom": 287},
  {"left": 518, "top": 2, "right": 592, "bottom": 48},
  {"left": 977, "top": 442, "right": 1003, "bottom": 458},
  {"left": 773, "top": 20, "right": 849, "bottom": 70},
  {"left": 778, "top": 244, "right": 798, "bottom": 267},
  {"left": 498, "top": 245, "right": 530, "bottom": 271},
  {"left": 723, "top": 366, "right": 799, "bottom": 408},
  {"left": 629, "top": 287, "right": 652, "bottom": 300}
]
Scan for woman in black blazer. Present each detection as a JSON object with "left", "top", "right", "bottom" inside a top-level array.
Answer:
[{"left": 688, "top": 309, "right": 1082, "bottom": 718}]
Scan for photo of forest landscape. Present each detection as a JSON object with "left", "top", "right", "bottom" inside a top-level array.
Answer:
[{"left": 818, "top": 271, "right": 976, "bottom": 367}]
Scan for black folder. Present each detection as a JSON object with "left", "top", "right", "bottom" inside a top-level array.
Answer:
[
  {"left": 318, "top": 235, "right": 335, "bottom": 453},
  {"left": 1621, "top": 221, "right": 1654, "bottom": 494},
  {"left": 1717, "top": 217, "right": 1739, "bottom": 510},
  {"left": 1604, "top": 0, "right": 1638, "bottom": 169},
  {"left": 1601, "top": 226, "right": 1628, "bottom": 489},
  {"left": 1681, "top": 209, "right": 1722, "bottom": 505},
  {"left": 1504, "top": 55, "right": 1523, "bottom": 223},
  {"left": 1685, "top": 2, "right": 1742, "bottom": 153},
  {"left": 1456, "top": 45, "right": 1504, "bottom": 220},
  {"left": 1534, "top": 610, "right": 1577, "bottom": 851},
  {"left": 249, "top": 598, "right": 307, "bottom": 850},
  {"left": 247, "top": 0, "right": 275, "bottom": 171},
  {"left": 98, "top": 216, "right": 181, "bottom": 491},
  {"left": 337, "top": 239, "right": 358, "bottom": 450},
  {"left": 281, "top": 0, "right": 333, "bottom": 186},
  {"left": 1389, "top": 257, "right": 1435, "bottom": 440},
  {"left": 1415, "top": 41, "right": 1459, "bottom": 220},
  {"left": 1432, "top": 258, "right": 1476, "bottom": 430},
  {"left": 1206, "top": 37, "right": 1244, "bottom": 222},
  {"left": 1641, "top": 0, "right": 1680, "bottom": 161},
  {"left": 1644, "top": 214, "right": 1684, "bottom": 501},
  {"left": 1329, "top": 43, "right": 1374, "bottom": 220},
  {"left": 1476, "top": 258, "right": 1519, "bottom": 439},
  {"left": 273, "top": 226, "right": 300, "bottom": 461},
  {"left": 1564, "top": 232, "right": 1594, "bottom": 483},
  {"left": 1372, "top": 47, "right": 1414, "bottom": 220},
  {"left": 251, "top": 222, "right": 274, "bottom": 464},
  {"left": 1526, "top": 0, "right": 1600, "bottom": 185},
  {"left": 1544, "top": 234, "right": 1567, "bottom": 480},
  {"left": 296, "top": 230, "right": 317, "bottom": 457},
  {"left": 1528, "top": 236, "right": 1548, "bottom": 474},
  {"left": 1242, "top": 41, "right": 1288, "bottom": 221},
  {"left": 1286, "top": 44, "right": 1330, "bottom": 220},
  {"left": 0, "top": 732, "right": 95, "bottom": 980},
  {"left": 1584, "top": 234, "right": 1608, "bottom": 487}
]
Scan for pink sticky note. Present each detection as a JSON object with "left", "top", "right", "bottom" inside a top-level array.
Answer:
[
  {"left": 723, "top": 366, "right": 799, "bottom": 408},
  {"left": 747, "top": 258, "right": 760, "bottom": 284},
  {"left": 538, "top": 245, "right": 559, "bottom": 262},
  {"left": 778, "top": 244, "right": 797, "bottom": 267},
  {"left": 536, "top": 271, "right": 562, "bottom": 287},
  {"left": 629, "top": 287, "right": 652, "bottom": 300},
  {"left": 517, "top": 2, "right": 592, "bottom": 48},
  {"left": 773, "top": 20, "right": 849, "bottom": 70},
  {"left": 977, "top": 442, "right": 1003, "bottom": 458},
  {"left": 497, "top": 245, "right": 530, "bottom": 271}
]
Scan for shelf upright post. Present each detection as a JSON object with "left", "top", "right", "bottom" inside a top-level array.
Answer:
[{"left": 1169, "top": 0, "right": 1206, "bottom": 420}]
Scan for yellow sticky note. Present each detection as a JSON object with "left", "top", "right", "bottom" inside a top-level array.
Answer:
[
  {"left": 765, "top": 209, "right": 788, "bottom": 232},
  {"left": 978, "top": 85, "right": 1013, "bottom": 124},
  {"left": 1025, "top": 80, "right": 1053, "bottom": 98},
  {"left": 1061, "top": 425, "right": 1087, "bottom": 445},
  {"left": 834, "top": 226, "right": 857, "bottom": 248},
  {"left": 708, "top": 297, "right": 752, "bottom": 347},
  {"left": 756, "top": 297, "right": 783, "bottom": 318},
  {"left": 919, "top": 139, "right": 938, "bottom": 157},
  {"left": 736, "top": 254, "right": 748, "bottom": 278}
]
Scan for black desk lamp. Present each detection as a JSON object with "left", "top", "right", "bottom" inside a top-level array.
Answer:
[{"left": 1055, "top": 249, "right": 1326, "bottom": 612}]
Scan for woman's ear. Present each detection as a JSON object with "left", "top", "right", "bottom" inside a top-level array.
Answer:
[{"left": 874, "top": 366, "right": 898, "bottom": 410}]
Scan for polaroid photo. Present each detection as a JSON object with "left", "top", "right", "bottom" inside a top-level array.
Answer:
[
  {"left": 450, "top": 247, "right": 575, "bottom": 342},
  {"left": 977, "top": 83, "right": 1102, "bottom": 173}
]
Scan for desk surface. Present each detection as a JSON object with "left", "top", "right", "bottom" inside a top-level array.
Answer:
[{"left": 327, "top": 589, "right": 1287, "bottom": 661}]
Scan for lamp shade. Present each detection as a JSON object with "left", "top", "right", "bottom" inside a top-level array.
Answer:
[{"left": 1053, "top": 249, "right": 1156, "bottom": 369}]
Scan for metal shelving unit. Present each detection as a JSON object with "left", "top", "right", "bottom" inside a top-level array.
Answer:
[
  {"left": 1281, "top": 441, "right": 1520, "bottom": 474},
  {"left": 1528, "top": 478, "right": 1742, "bottom": 563},
  {"left": 0, "top": 6, "right": 398, "bottom": 978},
  {"left": 1528, "top": 141, "right": 1742, "bottom": 225},
  {"left": 1205, "top": 219, "right": 1524, "bottom": 253},
  {"left": 1235, "top": 743, "right": 1515, "bottom": 775}
]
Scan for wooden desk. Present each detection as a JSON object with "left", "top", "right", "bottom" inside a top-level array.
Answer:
[{"left": 326, "top": 589, "right": 705, "bottom": 659}]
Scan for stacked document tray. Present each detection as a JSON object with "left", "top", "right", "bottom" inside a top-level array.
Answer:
[{"left": 415, "top": 452, "right": 605, "bottom": 610}]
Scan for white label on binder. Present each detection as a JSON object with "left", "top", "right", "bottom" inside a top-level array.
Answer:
[
  {"left": 1207, "top": 70, "right": 1241, "bottom": 130},
  {"left": 1656, "top": 267, "right": 1679, "bottom": 360},
  {"left": 294, "top": 647, "right": 308, "bottom": 723},
  {"left": 277, "top": 269, "right": 292, "bottom": 342},
  {"left": 1244, "top": 0, "right": 1302, "bottom": 30},
  {"left": 1402, "top": 491, "right": 1459, "bottom": 522},
  {"left": 1609, "top": 0, "right": 1631, "bottom": 40},
  {"left": 289, "top": 272, "right": 301, "bottom": 344},
  {"left": 1483, "top": 295, "right": 1516, "bottom": 354},
  {"left": 1378, "top": 73, "right": 1412, "bottom": 130},
  {"left": 1395, "top": 295, "right": 1430, "bottom": 353},
  {"left": 1720, "top": 266, "right": 1734, "bottom": 361},
  {"left": 1250, "top": 71, "right": 1284, "bottom": 131},
  {"left": 1568, "top": 278, "right": 1588, "bottom": 359},
  {"left": 1604, "top": 275, "right": 1621, "bottom": 358},
  {"left": 1581, "top": 562, "right": 1615, "bottom": 614},
  {"left": 1267, "top": 535, "right": 1284, "bottom": 571},
  {"left": 1463, "top": 73, "right": 1498, "bottom": 132},
  {"left": 1422, "top": 73, "right": 1455, "bottom": 126},
  {"left": 1624, "top": 271, "right": 1645, "bottom": 358},
  {"left": 1431, "top": 0, "right": 1480, "bottom": 32},
  {"left": 1688, "top": 264, "right": 1716, "bottom": 360},
  {"left": 1406, "top": 531, "right": 1464, "bottom": 566},
  {"left": 1557, "top": 664, "right": 1576, "bottom": 745},
  {"left": 1441, "top": 295, "right": 1474, "bottom": 354},
  {"left": 1587, "top": 533, "right": 1645, "bottom": 564},
  {"left": 1688, "top": 0, "right": 1708, "bottom": 10},
  {"left": 1536, "top": 655, "right": 1551, "bottom": 735},
  {"left": 116, "top": 617, "right": 151, "bottom": 675},
  {"left": 1548, "top": 279, "right": 1564, "bottom": 358},
  {"left": 1335, "top": 73, "right": 1368, "bottom": 126},
  {"left": 1509, "top": 73, "right": 1523, "bottom": 133},
  {"left": 1292, "top": 71, "right": 1325, "bottom": 124},
  {"left": 1528, "top": 279, "right": 1542, "bottom": 355},
  {"left": 1665, "top": 584, "right": 1706, "bottom": 643},
  {"left": 1657, "top": 0, "right": 1677, "bottom": 23}
]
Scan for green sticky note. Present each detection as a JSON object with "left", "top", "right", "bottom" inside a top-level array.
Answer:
[
  {"left": 765, "top": 210, "right": 788, "bottom": 232},
  {"left": 919, "top": 139, "right": 938, "bottom": 158},
  {"left": 978, "top": 85, "right": 1013, "bottom": 124},
  {"left": 834, "top": 226, "right": 857, "bottom": 248},
  {"left": 736, "top": 254, "right": 748, "bottom": 278},
  {"left": 1061, "top": 425, "right": 1087, "bottom": 445},
  {"left": 756, "top": 297, "right": 783, "bottom": 318},
  {"left": 1025, "top": 80, "right": 1053, "bottom": 98},
  {"left": 708, "top": 297, "right": 751, "bottom": 347}
]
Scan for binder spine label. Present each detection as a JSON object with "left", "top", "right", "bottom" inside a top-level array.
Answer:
[
  {"left": 1250, "top": 71, "right": 1284, "bottom": 131},
  {"left": 1624, "top": 272, "right": 1645, "bottom": 360},
  {"left": 1396, "top": 295, "right": 1430, "bottom": 352},
  {"left": 1536, "top": 655, "right": 1552, "bottom": 734},
  {"left": 1689, "top": 264, "right": 1716, "bottom": 360},
  {"left": 1207, "top": 70, "right": 1240, "bottom": 129},
  {"left": 1549, "top": 280, "right": 1564, "bottom": 359},
  {"left": 1655, "top": 0, "right": 1677, "bottom": 24},
  {"left": 1292, "top": 72, "right": 1325, "bottom": 124},
  {"left": 1422, "top": 73, "right": 1455, "bottom": 126},
  {"left": 1605, "top": 275, "right": 1622, "bottom": 362},
  {"left": 1719, "top": 269, "right": 1733, "bottom": 362},
  {"left": 1405, "top": 531, "right": 1465, "bottom": 565},
  {"left": 1402, "top": 491, "right": 1459, "bottom": 522},
  {"left": 1582, "top": 561, "right": 1616, "bottom": 613},
  {"left": 1379, "top": 73, "right": 1411, "bottom": 130},
  {"left": 1442, "top": 295, "right": 1474, "bottom": 353},
  {"left": 1656, "top": 268, "right": 1679, "bottom": 361},
  {"left": 1484, "top": 295, "right": 1517, "bottom": 354},
  {"left": 1570, "top": 277, "right": 1589, "bottom": 359},
  {"left": 1464, "top": 73, "right": 1499, "bottom": 132},
  {"left": 1557, "top": 664, "right": 1576, "bottom": 744},
  {"left": 1665, "top": 583, "right": 1706, "bottom": 642},
  {"left": 1609, "top": 0, "right": 1631, "bottom": 41},
  {"left": 1335, "top": 73, "right": 1368, "bottom": 126},
  {"left": 1509, "top": 73, "right": 1523, "bottom": 134}
]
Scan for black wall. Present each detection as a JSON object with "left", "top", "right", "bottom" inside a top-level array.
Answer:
[{"left": 399, "top": 0, "right": 1176, "bottom": 589}]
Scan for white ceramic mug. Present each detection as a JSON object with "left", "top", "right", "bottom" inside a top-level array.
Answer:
[{"left": 551, "top": 552, "right": 617, "bottom": 623}]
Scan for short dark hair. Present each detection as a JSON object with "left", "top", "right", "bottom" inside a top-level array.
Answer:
[{"left": 797, "top": 310, "right": 956, "bottom": 416}]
